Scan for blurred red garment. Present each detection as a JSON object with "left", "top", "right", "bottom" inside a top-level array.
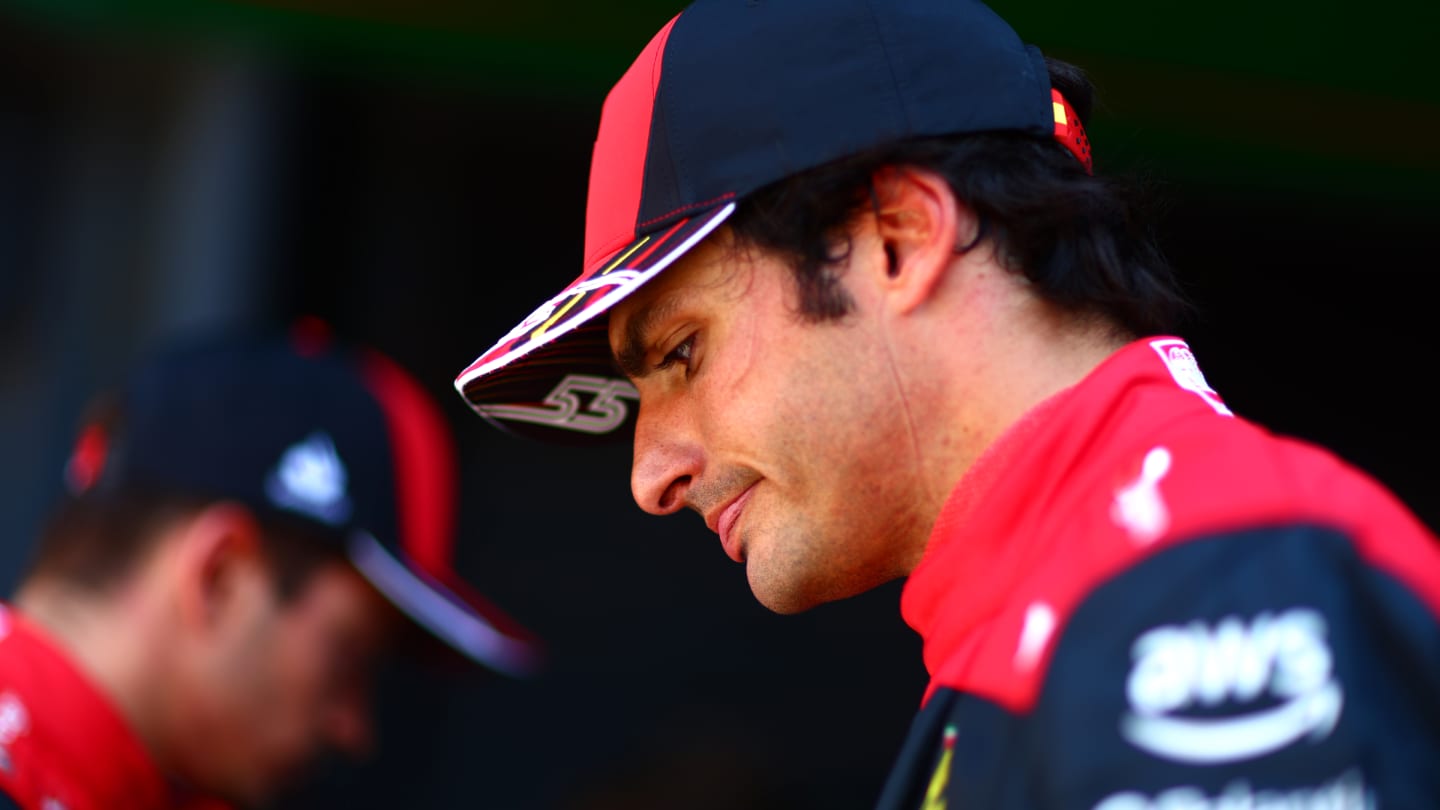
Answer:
[{"left": 0, "top": 605, "right": 231, "bottom": 810}]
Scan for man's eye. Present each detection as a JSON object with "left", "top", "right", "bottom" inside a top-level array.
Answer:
[{"left": 655, "top": 335, "right": 696, "bottom": 373}]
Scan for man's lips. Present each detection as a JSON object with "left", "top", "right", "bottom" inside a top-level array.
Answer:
[{"left": 713, "top": 485, "right": 757, "bottom": 563}]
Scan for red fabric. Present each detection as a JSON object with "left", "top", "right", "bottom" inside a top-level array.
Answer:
[
  {"left": 359, "top": 351, "right": 457, "bottom": 580},
  {"left": 63, "top": 424, "right": 109, "bottom": 494},
  {"left": 902, "top": 337, "right": 1440, "bottom": 712},
  {"left": 361, "top": 352, "right": 538, "bottom": 648},
  {"left": 1051, "top": 89, "right": 1092, "bottom": 174},
  {"left": 0, "top": 606, "right": 226, "bottom": 810},
  {"left": 582, "top": 13, "right": 680, "bottom": 274}
]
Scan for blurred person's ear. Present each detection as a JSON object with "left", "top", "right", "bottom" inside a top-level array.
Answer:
[{"left": 170, "top": 502, "right": 271, "bottom": 633}]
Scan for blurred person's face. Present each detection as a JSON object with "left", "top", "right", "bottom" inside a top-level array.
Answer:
[
  {"left": 166, "top": 508, "right": 399, "bottom": 807},
  {"left": 608, "top": 225, "right": 931, "bottom": 615}
]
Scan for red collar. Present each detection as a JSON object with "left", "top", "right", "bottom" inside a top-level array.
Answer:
[
  {"left": 900, "top": 337, "right": 1228, "bottom": 701},
  {"left": 0, "top": 605, "right": 186, "bottom": 810}
]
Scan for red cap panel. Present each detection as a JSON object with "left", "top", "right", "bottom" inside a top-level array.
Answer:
[{"left": 583, "top": 14, "right": 680, "bottom": 274}]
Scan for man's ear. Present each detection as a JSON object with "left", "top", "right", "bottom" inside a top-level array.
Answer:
[
  {"left": 171, "top": 502, "right": 268, "bottom": 633},
  {"left": 869, "top": 167, "right": 977, "bottom": 314}
]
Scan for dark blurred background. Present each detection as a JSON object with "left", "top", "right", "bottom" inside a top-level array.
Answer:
[{"left": 0, "top": 1, "right": 1436, "bottom": 808}]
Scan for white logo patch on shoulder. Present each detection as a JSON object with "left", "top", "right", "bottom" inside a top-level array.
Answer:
[
  {"left": 1121, "top": 608, "right": 1342, "bottom": 765},
  {"left": 0, "top": 693, "right": 29, "bottom": 746},
  {"left": 1149, "top": 338, "right": 1232, "bottom": 417},
  {"left": 1013, "top": 601, "right": 1058, "bottom": 672},
  {"left": 264, "top": 431, "right": 353, "bottom": 525},
  {"left": 1112, "top": 446, "right": 1172, "bottom": 545}
]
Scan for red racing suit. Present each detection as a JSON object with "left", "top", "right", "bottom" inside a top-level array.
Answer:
[
  {"left": 875, "top": 337, "right": 1440, "bottom": 809},
  {"left": 0, "top": 605, "right": 228, "bottom": 810}
]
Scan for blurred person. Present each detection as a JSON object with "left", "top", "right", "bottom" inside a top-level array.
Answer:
[
  {"left": 0, "top": 322, "right": 541, "bottom": 810},
  {"left": 451, "top": 0, "right": 1440, "bottom": 807}
]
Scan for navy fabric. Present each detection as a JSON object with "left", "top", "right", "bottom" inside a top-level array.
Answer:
[
  {"left": 875, "top": 526, "right": 1440, "bottom": 809},
  {"left": 639, "top": 0, "right": 1055, "bottom": 232},
  {"left": 94, "top": 332, "right": 401, "bottom": 559}
]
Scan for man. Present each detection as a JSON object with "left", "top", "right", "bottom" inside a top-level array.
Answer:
[
  {"left": 1, "top": 323, "right": 541, "bottom": 810},
  {"left": 453, "top": 0, "right": 1440, "bottom": 807}
]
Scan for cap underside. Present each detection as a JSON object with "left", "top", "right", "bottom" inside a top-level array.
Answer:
[
  {"left": 455, "top": 203, "right": 735, "bottom": 442},
  {"left": 348, "top": 531, "right": 542, "bottom": 677}
]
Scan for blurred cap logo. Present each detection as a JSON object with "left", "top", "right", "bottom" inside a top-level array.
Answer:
[{"left": 264, "top": 431, "right": 352, "bottom": 525}]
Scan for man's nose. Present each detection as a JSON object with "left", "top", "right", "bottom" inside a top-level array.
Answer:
[{"left": 630, "top": 397, "right": 703, "bottom": 515}]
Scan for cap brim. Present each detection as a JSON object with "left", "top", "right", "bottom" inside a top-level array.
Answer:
[
  {"left": 348, "top": 531, "right": 543, "bottom": 678},
  {"left": 454, "top": 203, "right": 735, "bottom": 444}
]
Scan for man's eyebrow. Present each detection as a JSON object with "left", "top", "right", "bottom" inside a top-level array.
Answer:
[{"left": 613, "top": 294, "right": 681, "bottom": 380}]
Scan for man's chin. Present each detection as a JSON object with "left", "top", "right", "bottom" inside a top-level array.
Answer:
[
  {"left": 746, "top": 562, "right": 826, "bottom": 615},
  {"left": 746, "top": 547, "right": 901, "bottom": 614}
]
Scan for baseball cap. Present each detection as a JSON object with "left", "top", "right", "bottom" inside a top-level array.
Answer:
[
  {"left": 65, "top": 322, "right": 543, "bottom": 678},
  {"left": 453, "top": 0, "right": 1092, "bottom": 442}
]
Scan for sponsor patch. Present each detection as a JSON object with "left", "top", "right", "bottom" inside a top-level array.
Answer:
[
  {"left": 1013, "top": 601, "right": 1058, "bottom": 672},
  {"left": 1121, "top": 608, "right": 1342, "bottom": 764},
  {"left": 1149, "top": 338, "right": 1232, "bottom": 417},
  {"left": 1111, "top": 446, "right": 1172, "bottom": 544},
  {"left": 1093, "top": 768, "right": 1374, "bottom": 810},
  {"left": 920, "top": 725, "right": 957, "bottom": 810}
]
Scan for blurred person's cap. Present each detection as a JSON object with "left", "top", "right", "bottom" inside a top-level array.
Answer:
[
  {"left": 64, "top": 320, "right": 543, "bottom": 678},
  {"left": 452, "top": 0, "right": 1091, "bottom": 443}
]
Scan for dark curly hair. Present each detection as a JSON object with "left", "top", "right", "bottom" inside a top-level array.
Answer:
[{"left": 727, "top": 57, "right": 1193, "bottom": 338}]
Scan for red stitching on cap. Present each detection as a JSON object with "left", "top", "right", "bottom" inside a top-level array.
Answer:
[{"left": 636, "top": 193, "right": 736, "bottom": 230}]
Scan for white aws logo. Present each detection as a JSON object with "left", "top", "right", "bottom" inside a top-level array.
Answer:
[
  {"left": 478, "top": 374, "right": 640, "bottom": 435},
  {"left": 1121, "top": 608, "right": 1342, "bottom": 765},
  {"left": 264, "top": 431, "right": 353, "bottom": 525}
]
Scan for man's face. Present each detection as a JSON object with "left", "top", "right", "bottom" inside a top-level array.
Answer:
[
  {"left": 608, "top": 228, "right": 929, "bottom": 614},
  {"left": 184, "top": 556, "right": 399, "bottom": 806}
]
